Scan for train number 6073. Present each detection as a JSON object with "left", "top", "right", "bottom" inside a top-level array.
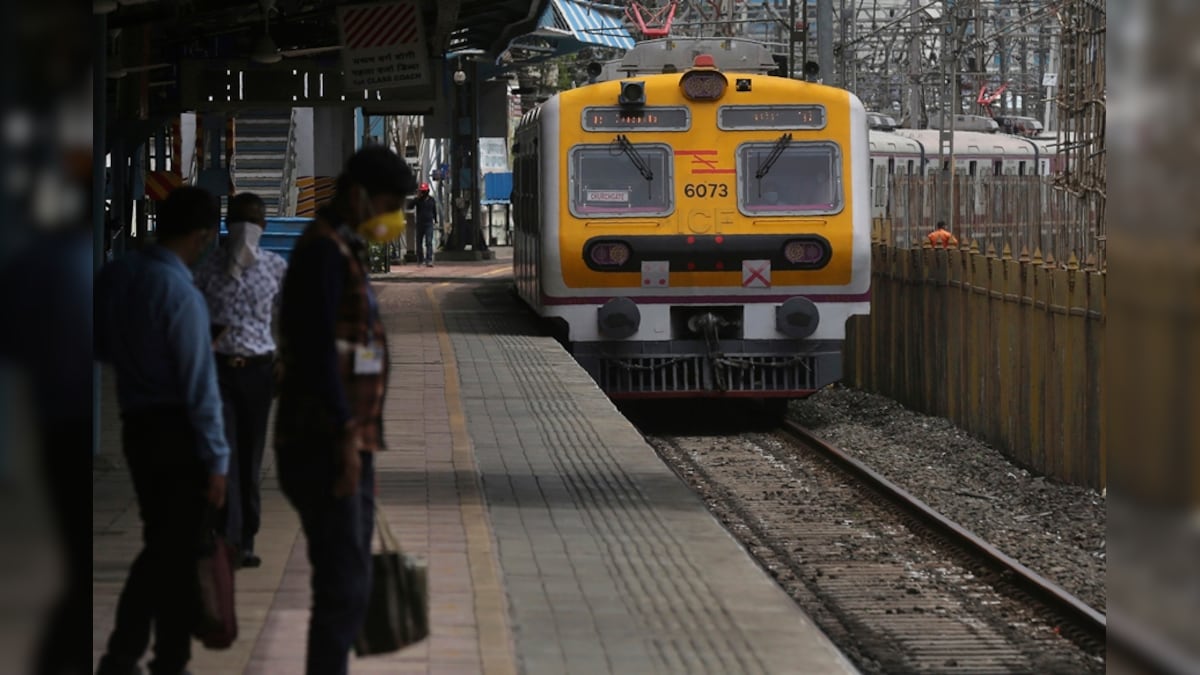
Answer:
[{"left": 683, "top": 183, "right": 729, "bottom": 198}]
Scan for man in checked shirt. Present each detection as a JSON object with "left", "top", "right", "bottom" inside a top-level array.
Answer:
[{"left": 195, "top": 192, "right": 288, "bottom": 568}]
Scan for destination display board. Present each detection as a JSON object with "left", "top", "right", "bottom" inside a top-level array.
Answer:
[
  {"left": 717, "top": 105, "right": 826, "bottom": 130},
  {"left": 583, "top": 106, "right": 691, "bottom": 131}
]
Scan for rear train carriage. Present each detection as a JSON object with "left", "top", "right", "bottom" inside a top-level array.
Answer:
[{"left": 512, "top": 40, "right": 870, "bottom": 402}]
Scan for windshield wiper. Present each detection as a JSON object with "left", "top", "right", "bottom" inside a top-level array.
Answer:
[
  {"left": 755, "top": 132, "right": 793, "bottom": 180},
  {"left": 615, "top": 134, "right": 654, "bottom": 182}
]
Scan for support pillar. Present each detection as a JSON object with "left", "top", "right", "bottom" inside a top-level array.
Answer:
[
  {"left": 93, "top": 12, "right": 107, "bottom": 458},
  {"left": 110, "top": 138, "right": 127, "bottom": 256},
  {"left": 444, "top": 59, "right": 491, "bottom": 258}
]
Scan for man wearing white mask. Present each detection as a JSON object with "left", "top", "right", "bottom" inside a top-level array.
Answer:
[{"left": 194, "top": 191, "right": 288, "bottom": 569}]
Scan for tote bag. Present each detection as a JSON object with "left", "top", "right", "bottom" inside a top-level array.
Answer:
[
  {"left": 193, "top": 526, "right": 238, "bottom": 649},
  {"left": 354, "top": 508, "right": 429, "bottom": 656}
]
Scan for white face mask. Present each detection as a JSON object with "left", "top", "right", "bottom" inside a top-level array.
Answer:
[{"left": 226, "top": 221, "right": 263, "bottom": 278}]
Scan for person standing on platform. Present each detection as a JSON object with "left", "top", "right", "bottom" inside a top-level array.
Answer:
[
  {"left": 194, "top": 192, "right": 287, "bottom": 569},
  {"left": 927, "top": 220, "right": 959, "bottom": 248},
  {"left": 94, "top": 186, "right": 230, "bottom": 675},
  {"left": 413, "top": 182, "right": 437, "bottom": 267},
  {"left": 274, "top": 146, "right": 414, "bottom": 675}
]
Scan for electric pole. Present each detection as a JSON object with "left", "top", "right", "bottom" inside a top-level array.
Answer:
[
  {"left": 938, "top": 0, "right": 967, "bottom": 231},
  {"left": 817, "top": 0, "right": 833, "bottom": 83},
  {"left": 789, "top": 0, "right": 796, "bottom": 78},
  {"left": 907, "top": 0, "right": 921, "bottom": 127}
]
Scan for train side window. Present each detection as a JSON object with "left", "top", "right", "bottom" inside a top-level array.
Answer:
[
  {"left": 567, "top": 143, "right": 674, "bottom": 218},
  {"left": 907, "top": 159, "right": 914, "bottom": 174},
  {"left": 736, "top": 140, "right": 843, "bottom": 216},
  {"left": 968, "top": 161, "right": 977, "bottom": 177},
  {"left": 1018, "top": 161, "right": 1026, "bottom": 176}
]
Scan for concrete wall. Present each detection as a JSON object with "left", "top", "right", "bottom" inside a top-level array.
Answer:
[
  {"left": 313, "top": 107, "right": 355, "bottom": 176},
  {"left": 294, "top": 107, "right": 315, "bottom": 177},
  {"left": 295, "top": 107, "right": 355, "bottom": 217},
  {"left": 180, "top": 112, "right": 196, "bottom": 179}
]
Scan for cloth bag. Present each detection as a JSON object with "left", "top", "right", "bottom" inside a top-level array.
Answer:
[
  {"left": 193, "top": 525, "right": 238, "bottom": 649},
  {"left": 354, "top": 509, "right": 429, "bottom": 656}
]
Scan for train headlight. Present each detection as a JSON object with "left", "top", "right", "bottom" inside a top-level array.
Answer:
[
  {"left": 680, "top": 56, "right": 726, "bottom": 101},
  {"left": 783, "top": 240, "right": 825, "bottom": 264},
  {"left": 776, "top": 296, "right": 820, "bottom": 339},
  {"left": 598, "top": 297, "right": 641, "bottom": 339},
  {"left": 588, "top": 241, "right": 632, "bottom": 267}
]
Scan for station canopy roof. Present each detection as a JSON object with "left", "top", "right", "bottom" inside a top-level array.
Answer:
[
  {"left": 103, "top": 0, "right": 553, "bottom": 77},
  {"left": 532, "top": 0, "right": 635, "bottom": 52}
]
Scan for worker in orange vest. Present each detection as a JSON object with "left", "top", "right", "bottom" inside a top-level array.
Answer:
[{"left": 927, "top": 221, "right": 959, "bottom": 248}]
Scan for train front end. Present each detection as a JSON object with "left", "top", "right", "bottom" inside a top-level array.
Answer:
[{"left": 527, "top": 49, "right": 872, "bottom": 400}]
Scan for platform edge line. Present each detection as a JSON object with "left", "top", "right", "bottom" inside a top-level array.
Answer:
[{"left": 427, "top": 283, "right": 519, "bottom": 675}]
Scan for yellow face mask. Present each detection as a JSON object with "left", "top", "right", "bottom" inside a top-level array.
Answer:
[{"left": 357, "top": 208, "right": 407, "bottom": 243}]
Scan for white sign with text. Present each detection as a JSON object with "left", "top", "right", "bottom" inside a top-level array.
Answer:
[{"left": 337, "top": 1, "right": 430, "bottom": 91}]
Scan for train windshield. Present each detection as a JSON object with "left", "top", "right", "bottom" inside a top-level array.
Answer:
[
  {"left": 736, "top": 141, "right": 843, "bottom": 215},
  {"left": 569, "top": 143, "right": 673, "bottom": 218}
]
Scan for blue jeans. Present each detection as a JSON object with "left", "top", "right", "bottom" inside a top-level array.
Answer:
[
  {"left": 277, "top": 447, "right": 375, "bottom": 675},
  {"left": 416, "top": 224, "right": 434, "bottom": 264}
]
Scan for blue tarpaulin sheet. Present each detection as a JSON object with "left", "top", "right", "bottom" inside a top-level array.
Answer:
[{"left": 483, "top": 172, "right": 512, "bottom": 203}]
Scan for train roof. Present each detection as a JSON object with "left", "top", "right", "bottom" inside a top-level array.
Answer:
[
  {"left": 599, "top": 37, "right": 779, "bottom": 79},
  {"left": 868, "top": 130, "right": 924, "bottom": 156},
  {"left": 891, "top": 129, "right": 1040, "bottom": 157}
]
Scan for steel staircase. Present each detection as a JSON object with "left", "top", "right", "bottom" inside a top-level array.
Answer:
[{"left": 231, "top": 111, "right": 293, "bottom": 216}]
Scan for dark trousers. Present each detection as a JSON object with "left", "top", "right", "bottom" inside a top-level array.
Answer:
[
  {"left": 216, "top": 358, "right": 274, "bottom": 553},
  {"left": 97, "top": 409, "right": 208, "bottom": 675},
  {"left": 277, "top": 446, "right": 375, "bottom": 675},
  {"left": 416, "top": 224, "right": 434, "bottom": 264}
]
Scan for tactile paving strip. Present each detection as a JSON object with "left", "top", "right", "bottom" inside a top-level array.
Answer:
[{"left": 440, "top": 294, "right": 858, "bottom": 675}]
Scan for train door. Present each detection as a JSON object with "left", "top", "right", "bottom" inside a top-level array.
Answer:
[
  {"left": 886, "top": 158, "right": 895, "bottom": 216},
  {"left": 868, "top": 158, "right": 877, "bottom": 218},
  {"left": 875, "top": 160, "right": 888, "bottom": 212},
  {"left": 969, "top": 160, "right": 985, "bottom": 217}
]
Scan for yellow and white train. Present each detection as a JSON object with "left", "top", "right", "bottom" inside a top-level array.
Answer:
[{"left": 512, "top": 39, "right": 871, "bottom": 404}]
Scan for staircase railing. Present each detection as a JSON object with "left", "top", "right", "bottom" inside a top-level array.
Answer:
[{"left": 279, "top": 108, "right": 300, "bottom": 217}]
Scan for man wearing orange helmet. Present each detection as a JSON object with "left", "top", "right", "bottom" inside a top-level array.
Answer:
[{"left": 413, "top": 182, "right": 437, "bottom": 267}]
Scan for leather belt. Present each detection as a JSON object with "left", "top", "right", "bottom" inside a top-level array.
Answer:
[{"left": 216, "top": 352, "right": 275, "bottom": 368}]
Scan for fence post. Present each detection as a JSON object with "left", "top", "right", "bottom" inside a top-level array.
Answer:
[
  {"left": 1086, "top": 264, "right": 1105, "bottom": 489},
  {"left": 859, "top": 173, "right": 1104, "bottom": 490}
]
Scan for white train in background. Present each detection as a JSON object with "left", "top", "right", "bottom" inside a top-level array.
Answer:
[{"left": 866, "top": 127, "right": 1076, "bottom": 222}]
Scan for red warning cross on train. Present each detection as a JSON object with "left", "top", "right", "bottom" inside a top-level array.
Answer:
[
  {"left": 743, "top": 260, "right": 771, "bottom": 288},
  {"left": 339, "top": 1, "right": 421, "bottom": 49},
  {"left": 676, "top": 149, "right": 735, "bottom": 175}
]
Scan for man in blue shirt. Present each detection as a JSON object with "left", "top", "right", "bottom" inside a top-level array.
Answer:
[{"left": 95, "top": 186, "right": 231, "bottom": 675}]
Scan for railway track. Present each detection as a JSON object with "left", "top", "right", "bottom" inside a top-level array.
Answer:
[{"left": 647, "top": 422, "right": 1107, "bottom": 674}]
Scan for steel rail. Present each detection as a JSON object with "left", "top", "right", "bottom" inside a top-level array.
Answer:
[{"left": 780, "top": 420, "right": 1107, "bottom": 648}]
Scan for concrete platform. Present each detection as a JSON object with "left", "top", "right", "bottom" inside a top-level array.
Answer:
[{"left": 92, "top": 250, "right": 858, "bottom": 674}]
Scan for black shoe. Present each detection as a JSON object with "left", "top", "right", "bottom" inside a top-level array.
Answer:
[{"left": 240, "top": 553, "right": 262, "bottom": 568}]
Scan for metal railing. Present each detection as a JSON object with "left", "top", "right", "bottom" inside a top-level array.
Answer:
[{"left": 279, "top": 108, "right": 300, "bottom": 217}]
